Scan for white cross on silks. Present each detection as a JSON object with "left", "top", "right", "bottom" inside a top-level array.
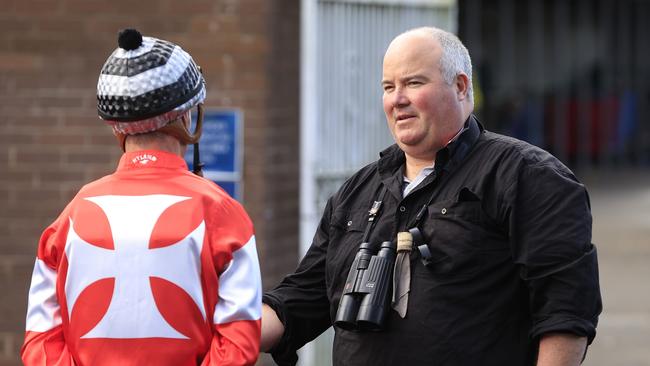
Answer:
[{"left": 64, "top": 194, "right": 206, "bottom": 339}]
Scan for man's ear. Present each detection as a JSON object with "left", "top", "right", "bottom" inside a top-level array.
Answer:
[{"left": 455, "top": 73, "right": 470, "bottom": 101}]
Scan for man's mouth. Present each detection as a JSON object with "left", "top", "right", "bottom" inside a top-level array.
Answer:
[{"left": 396, "top": 114, "right": 416, "bottom": 122}]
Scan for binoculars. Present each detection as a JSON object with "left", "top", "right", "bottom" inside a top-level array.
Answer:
[{"left": 334, "top": 240, "right": 396, "bottom": 331}]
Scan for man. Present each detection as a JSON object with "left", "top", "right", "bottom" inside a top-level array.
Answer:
[
  {"left": 261, "top": 27, "right": 601, "bottom": 365},
  {"left": 21, "top": 29, "right": 262, "bottom": 366}
]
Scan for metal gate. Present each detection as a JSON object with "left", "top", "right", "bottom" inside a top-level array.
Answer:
[
  {"left": 300, "top": 0, "right": 457, "bottom": 364},
  {"left": 459, "top": 0, "right": 650, "bottom": 168}
]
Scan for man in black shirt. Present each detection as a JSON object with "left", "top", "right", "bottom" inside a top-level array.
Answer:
[{"left": 261, "top": 27, "right": 601, "bottom": 366}]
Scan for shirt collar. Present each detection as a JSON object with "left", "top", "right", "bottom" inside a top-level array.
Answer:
[
  {"left": 378, "top": 114, "right": 483, "bottom": 195},
  {"left": 401, "top": 123, "right": 471, "bottom": 197},
  {"left": 117, "top": 150, "right": 189, "bottom": 172},
  {"left": 402, "top": 164, "right": 434, "bottom": 197},
  {"left": 439, "top": 114, "right": 482, "bottom": 174},
  {"left": 447, "top": 123, "right": 469, "bottom": 145}
]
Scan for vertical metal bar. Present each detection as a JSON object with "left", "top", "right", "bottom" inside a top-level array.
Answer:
[
  {"left": 299, "top": 2, "right": 320, "bottom": 364},
  {"left": 631, "top": 0, "right": 644, "bottom": 163},
  {"left": 301, "top": 0, "right": 318, "bottom": 256},
  {"left": 598, "top": 0, "right": 613, "bottom": 165},
  {"left": 553, "top": 0, "right": 569, "bottom": 164},
  {"left": 528, "top": 0, "right": 544, "bottom": 148},
  {"left": 638, "top": 1, "right": 650, "bottom": 163},
  {"left": 576, "top": 0, "right": 592, "bottom": 167},
  {"left": 617, "top": 0, "right": 630, "bottom": 162},
  {"left": 498, "top": 0, "right": 516, "bottom": 113}
]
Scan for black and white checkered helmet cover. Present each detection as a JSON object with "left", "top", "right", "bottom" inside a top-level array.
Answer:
[{"left": 97, "top": 34, "right": 206, "bottom": 134}]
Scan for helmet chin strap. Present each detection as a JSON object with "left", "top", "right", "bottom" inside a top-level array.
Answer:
[
  {"left": 190, "top": 104, "right": 204, "bottom": 177},
  {"left": 114, "top": 104, "right": 205, "bottom": 177},
  {"left": 116, "top": 132, "right": 128, "bottom": 152}
]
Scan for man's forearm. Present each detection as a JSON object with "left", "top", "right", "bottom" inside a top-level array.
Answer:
[
  {"left": 261, "top": 303, "right": 285, "bottom": 352},
  {"left": 537, "top": 333, "right": 587, "bottom": 366}
]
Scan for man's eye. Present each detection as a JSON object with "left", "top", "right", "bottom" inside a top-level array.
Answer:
[
  {"left": 383, "top": 85, "right": 394, "bottom": 92},
  {"left": 408, "top": 81, "right": 422, "bottom": 87}
]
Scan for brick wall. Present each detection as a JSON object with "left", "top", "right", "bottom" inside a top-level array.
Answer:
[{"left": 0, "top": 1, "right": 300, "bottom": 365}]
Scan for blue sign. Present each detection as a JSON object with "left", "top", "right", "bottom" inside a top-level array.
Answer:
[{"left": 185, "top": 109, "right": 242, "bottom": 200}]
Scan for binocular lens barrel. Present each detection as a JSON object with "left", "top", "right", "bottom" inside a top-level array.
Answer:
[
  {"left": 334, "top": 241, "right": 396, "bottom": 331},
  {"left": 333, "top": 295, "right": 360, "bottom": 330}
]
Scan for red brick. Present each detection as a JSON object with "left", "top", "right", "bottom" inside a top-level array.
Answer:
[
  {"left": 62, "top": 0, "right": 154, "bottom": 16},
  {"left": 7, "top": 73, "right": 92, "bottom": 91},
  {"left": 36, "top": 96, "right": 85, "bottom": 109},
  {"left": 60, "top": 185, "right": 84, "bottom": 202},
  {"left": 0, "top": 331, "right": 24, "bottom": 365},
  {"left": 33, "top": 134, "right": 86, "bottom": 146},
  {"left": 10, "top": 185, "right": 62, "bottom": 202},
  {"left": 238, "top": 0, "right": 272, "bottom": 17},
  {"left": 5, "top": 123, "right": 66, "bottom": 136},
  {"left": 64, "top": 148, "right": 113, "bottom": 165},
  {"left": 7, "top": 217, "right": 50, "bottom": 238},
  {"left": 0, "top": 97, "right": 34, "bottom": 113},
  {"left": 63, "top": 116, "right": 111, "bottom": 130},
  {"left": 35, "top": 168, "right": 86, "bottom": 184},
  {"left": 11, "top": 36, "right": 90, "bottom": 56},
  {"left": 2, "top": 200, "right": 61, "bottom": 221},
  {"left": 167, "top": 0, "right": 217, "bottom": 15},
  {"left": 87, "top": 134, "right": 119, "bottom": 147},
  {"left": 84, "top": 18, "right": 143, "bottom": 38},
  {"left": 0, "top": 133, "right": 33, "bottom": 145},
  {"left": 0, "top": 264, "right": 30, "bottom": 328},
  {"left": 1, "top": 236, "right": 22, "bottom": 256},
  {"left": 84, "top": 165, "right": 119, "bottom": 182},
  {"left": 13, "top": 146, "right": 62, "bottom": 165},
  {"left": 31, "top": 58, "right": 89, "bottom": 75},
  {"left": 0, "top": 167, "right": 35, "bottom": 184},
  {"left": 189, "top": 16, "right": 241, "bottom": 35},
  {"left": 29, "top": 17, "right": 85, "bottom": 38},
  {"left": 13, "top": 0, "right": 63, "bottom": 15},
  {"left": 0, "top": 15, "right": 33, "bottom": 31}
]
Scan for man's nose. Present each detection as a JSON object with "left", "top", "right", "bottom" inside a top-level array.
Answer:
[{"left": 392, "top": 87, "right": 410, "bottom": 108}]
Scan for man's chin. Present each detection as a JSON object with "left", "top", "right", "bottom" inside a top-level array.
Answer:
[
  {"left": 395, "top": 140, "right": 420, "bottom": 155},
  {"left": 396, "top": 136, "right": 420, "bottom": 147}
]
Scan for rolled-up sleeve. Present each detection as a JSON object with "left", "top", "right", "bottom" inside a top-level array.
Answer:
[{"left": 507, "top": 160, "right": 602, "bottom": 343}]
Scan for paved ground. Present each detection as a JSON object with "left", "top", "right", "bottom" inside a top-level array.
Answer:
[{"left": 581, "top": 170, "right": 650, "bottom": 366}]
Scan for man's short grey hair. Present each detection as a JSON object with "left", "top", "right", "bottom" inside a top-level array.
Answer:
[{"left": 406, "top": 27, "right": 474, "bottom": 105}]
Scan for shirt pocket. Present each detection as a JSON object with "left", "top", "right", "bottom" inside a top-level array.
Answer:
[
  {"left": 421, "top": 190, "right": 508, "bottom": 277},
  {"left": 326, "top": 208, "right": 369, "bottom": 297}
]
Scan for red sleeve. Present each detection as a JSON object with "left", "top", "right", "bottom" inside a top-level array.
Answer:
[
  {"left": 22, "top": 327, "right": 75, "bottom": 366},
  {"left": 203, "top": 197, "right": 262, "bottom": 365},
  {"left": 200, "top": 320, "right": 261, "bottom": 366},
  {"left": 22, "top": 213, "right": 76, "bottom": 366}
]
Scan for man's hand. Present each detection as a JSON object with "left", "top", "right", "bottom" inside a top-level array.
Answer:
[
  {"left": 261, "top": 304, "right": 285, "bottom": 352},
  {"left": 537, "top": 333, "right": 587, "bottom": 366}
]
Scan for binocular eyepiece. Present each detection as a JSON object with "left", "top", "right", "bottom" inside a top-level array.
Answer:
[{"left": 334, "top": 240, "right": 396, "bottom": 332}]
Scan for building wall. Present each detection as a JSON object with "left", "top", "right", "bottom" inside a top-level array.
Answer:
[{"left": 0, "top": 1, "right": 300, "bottom": 364}]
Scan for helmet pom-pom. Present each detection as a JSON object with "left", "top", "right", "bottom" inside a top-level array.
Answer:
[{"left": 118, "top": 28, "right": 143, "bottom": 51}]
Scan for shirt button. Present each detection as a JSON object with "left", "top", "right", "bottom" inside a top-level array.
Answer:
[
  {"left": 347, "top": 220, "right": 353, "bottom": 227},
  {"left": 399, "top": 206, "right": 406, "bottom": 212},
  {"left": 441, "top": 208, "right": 447, "bottom": 215}
]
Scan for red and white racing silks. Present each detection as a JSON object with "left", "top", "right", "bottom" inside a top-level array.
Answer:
[{"left": 22, "top": 150, "right": 262, "bottom": 366}]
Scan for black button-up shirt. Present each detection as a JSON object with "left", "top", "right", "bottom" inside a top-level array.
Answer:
[{"left": 264, "top": 116, "right": 602, "bottom": 365}]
